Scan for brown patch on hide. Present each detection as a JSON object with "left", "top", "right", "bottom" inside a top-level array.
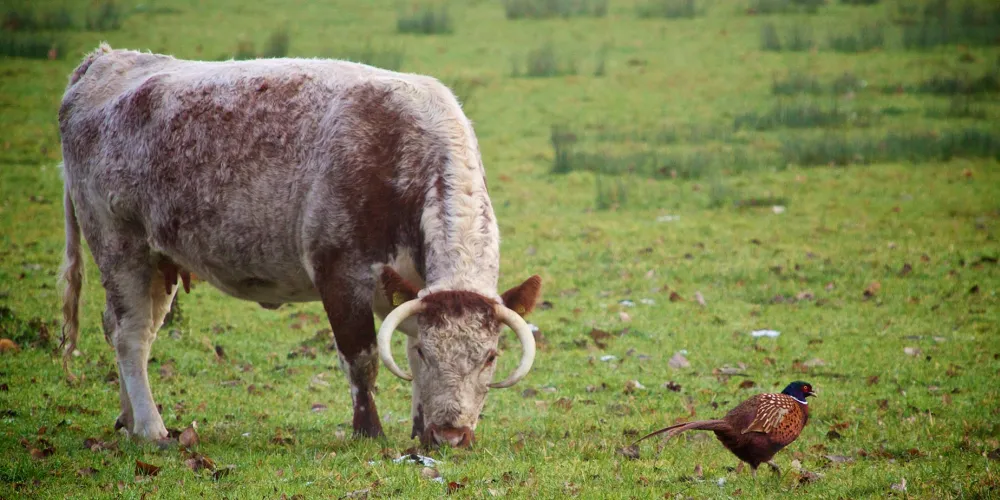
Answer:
[
  {"left": 501, "top": 275, "right": 543, "bottom": 317},
  {"left": 419, "top": 291, "right": 499, "bottom": 330},
  {"left": 125, "top": 74, "right": 165, "bottom": 126},
  {"left": 379, "top": 266, "right": 420, "bottom": 307}
]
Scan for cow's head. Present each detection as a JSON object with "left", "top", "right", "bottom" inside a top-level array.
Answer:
[{"left": 375, "top": 267, "right": 541, "bottom": 448}]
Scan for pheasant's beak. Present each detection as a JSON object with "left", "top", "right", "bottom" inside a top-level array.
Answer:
[{"left": 806, "top": 389, "right": 817, "bottom": 397}]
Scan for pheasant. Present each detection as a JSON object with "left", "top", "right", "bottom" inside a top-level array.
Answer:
[{"left": 634, "top": 381, "right": 816, "bottom": 476}]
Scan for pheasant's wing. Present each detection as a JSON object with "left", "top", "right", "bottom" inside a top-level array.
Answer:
[{"left": 741, "top": 393, "right": 795, "bottom": 435}]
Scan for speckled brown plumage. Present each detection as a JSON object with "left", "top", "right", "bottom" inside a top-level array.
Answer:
[{"left": 635, "top": 381, "right": 816, "bottom": 475}]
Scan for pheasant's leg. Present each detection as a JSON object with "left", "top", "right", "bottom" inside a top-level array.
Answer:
[{"left": 767, "top": 461, "right": 781, "bottom": 476}]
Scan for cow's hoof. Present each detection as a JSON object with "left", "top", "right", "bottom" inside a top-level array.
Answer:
[{"left": 130, "top": 418, "right": 169, "bottom": 441}]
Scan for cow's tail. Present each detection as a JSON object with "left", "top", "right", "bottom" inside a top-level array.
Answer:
[
  {"left": 60, "top": 181, "right": 83, "bottom": 384},
  {"left": 68, "top": 42, "right": 112, "bottom": 86}
]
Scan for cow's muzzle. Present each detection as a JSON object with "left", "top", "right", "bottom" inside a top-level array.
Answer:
[{"left": 423, "top": 423, "right": 474, "bottom": 448}]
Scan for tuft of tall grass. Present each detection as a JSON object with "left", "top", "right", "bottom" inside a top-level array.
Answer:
[
  {"left": 748, "top": 0, "right": 825, "bottom": 15},
  {"left": 772, "top": 71, "right": 822, "bottom": 95},
  {"left": 503, "top": 0, "right": 607, "bottom": 19},
  {"left": 260, "top": 28, "right": 290, "bottom": 58},
  {"left": 85, "top": 1, "right": 123, "bottom": 31},
  {"left": 594, "top": 173, "right": 628, "bottom": 210},
  {"left": 827, "top": 22, "right": 885, "bottom": 53},
  {"left": 2, "top": 7, "right": 75, "bottom": 32},
  {"left": 733, "top": 101, "right": 871, "bottom": 130},
  {"left": 339, "top": 43, "right": 405, "bottom": 71},
  {"left": 636, "top": 0, "right": 699, "bottom": 19},
  {"left": 900, "top": 0, "right": 1000, "bottom": 50},
  {"left": 760, "top": 23, "right": 814, "bottom": 51},
  {"left": 0, "top": 32, "right": 64, "bottom": 59},
  {"left": 397, "top": 5, "right": 453, "bottom": 34},
  {"left": 512, "top": 43, "right": 577, "bottom": 78},
  {"left": 781, "top": 128, "right": 1000, "bottom": 166},
  {"left": 925, "top": 97, "right": 989, "bottom": 120}
]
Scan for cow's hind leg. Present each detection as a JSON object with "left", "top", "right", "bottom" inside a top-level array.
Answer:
[
  {"left": 314, "top": 261, "right": 384, "bottom": 438},
  {"left": 100, "top": 250, "right": 175, "bottom": 441}
]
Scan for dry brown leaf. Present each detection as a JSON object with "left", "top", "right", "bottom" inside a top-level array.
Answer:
[
  {"left": 554, "top": 397, "right": 573, "bottom": 410},
  {"left": 135, "top": 460, "right": 161, "bottom": 476},
  {"left": 669, "top": 291, "right": 683, "bottom": 302},
  {"left": 825, "top": 454, "right": 854, "bottom": 463},
  {"left": 179, "top": 425, "right": 199, "bottom": 448},
  {"left": 863, "top": 281, "right": 881, "bottom": 299},
  {"left": 421, "top": 467, "right": 440, "bottom": 480},
  {"left": 738, "top": 380, "right": 756, "bottom": 389},
  {"left": 890, "top": 478, "right": 907, "bottom": 492},
  {"left": 662, "top": 380, "right": 682, "bottom": 392},
  {"left": 0, "top": 338, "right": 19, "bottom": 353}
]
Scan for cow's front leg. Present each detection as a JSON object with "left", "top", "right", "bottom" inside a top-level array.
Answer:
[{"left": 316, "top": 284, "right": 384, "bottom": 437}]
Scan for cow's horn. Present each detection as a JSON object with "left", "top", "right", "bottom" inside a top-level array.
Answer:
[
  {"left": 377, "top": 299, "right": 424, "bottom": 381},
  {"left": 489, "top": 305, "right": 536, "bottom": 388}
]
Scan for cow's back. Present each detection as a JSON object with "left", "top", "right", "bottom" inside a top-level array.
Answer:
[{"left": 59, "top": 48, "right": 451, "bottom": 303}]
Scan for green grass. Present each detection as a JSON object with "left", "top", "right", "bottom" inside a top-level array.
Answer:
[{"left": 2, "top": 0, "right": 1000, "bottom": 498}]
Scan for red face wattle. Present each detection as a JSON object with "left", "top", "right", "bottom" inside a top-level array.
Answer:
[{"left": 803, "top": 385, "right": 815, "bottom": 397}]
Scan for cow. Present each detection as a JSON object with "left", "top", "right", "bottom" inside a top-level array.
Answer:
[{"left": 58, "top": 43, "right": 541, "bottom": 448}]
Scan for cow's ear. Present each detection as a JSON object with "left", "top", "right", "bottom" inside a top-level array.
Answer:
[
  {"left": 500, "top": 275, "right": 542, "bottom": 317},
  {"left": 379, "top": 266, "right": 420, "bottom": 308}
]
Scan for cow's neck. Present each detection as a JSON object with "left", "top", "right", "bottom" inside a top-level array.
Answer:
[{"left": 418, "top": 124, "right": 500, "bottom": 300}]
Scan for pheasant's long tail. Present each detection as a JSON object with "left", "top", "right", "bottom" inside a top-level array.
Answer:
[{"left": 633, "top": 420, "right": 731, "bottom": 445}]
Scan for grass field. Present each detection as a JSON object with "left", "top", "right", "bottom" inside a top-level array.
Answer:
[{"left": 2, "top": 0, "right": 999, "bottom": 498}]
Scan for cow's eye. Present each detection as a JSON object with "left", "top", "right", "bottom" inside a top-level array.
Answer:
[
  {"left": 484, "top": 351, "right": 497, "bottom": 366},
  {"left": 415, "top": 346, "right": 425, "bottom": 360}
]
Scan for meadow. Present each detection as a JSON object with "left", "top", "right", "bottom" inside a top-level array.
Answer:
[{"left": 1, "top": 0, "right": 999, "bottom": 497}]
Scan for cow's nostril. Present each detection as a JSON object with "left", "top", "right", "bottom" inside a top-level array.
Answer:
[{"left": 430, "top": 425, "right": 474, "bottom": 448}]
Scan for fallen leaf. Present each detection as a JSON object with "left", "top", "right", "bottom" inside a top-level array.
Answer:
[
  {"left": 616, "top": 445, "right": 640, "bottom": 460},
  {"left": 184, "top": 453, "right": 216, "bottom": 472},
  {"left": 618, "top": 311, "right": 631, "bottom": 322},
  {"left": 29, "top": 447, "right": 52, "bottom": 460},
  {"left": 311, "top": 403, "right": 328, "bottom": 412},
  {"left": 214, "top": 344, "right": 226, "bottom": 360},
  {"left": 969, "top": 284, "right": 980, "bottom": 294},
  {"left": 694, "top": 292, "right": 706, "bottom": 307},
  {"left": 447, "top": 481, "right": 465, "bottom": 493},
  {"left": 693, "top": 464, "right": 703, "bottom": 478},
  {"left": 863, "top": 281, "right": 881, "bottom": 299},
  {"left": 135, "top": 460, "right": 161, "bottom": 476},
  {"left": 903, "top": 347, "right": 921, "bottom": 357},
  {"left": 0, "top": 338, "right": 19, "bottom": 353},
  {"left": 662, "top": 380, "right": 682, "bottom": 392},
  {"left": 668, "top": 352, "right": 690, "bottom": 369},
  {"left": 826, "top": 430, "right": 842, "bottom": 440},
  {"left": 825, "top": 454, "right": 854, "bottom": 463},
  {"left": 738, "top": 380, "right": 756, "bottom": 389},
  {"left": 421, "top": 467, "right": 440, "bottom": 480},
  {"left": 825, "top": 282, "right": 835, "bottom": 291},
  {"left": 669, "top": 291, "right": 683, "bottom": 302},
  {"left": 179, "top": 425, "right": 199, "bottom": 448},
  {"left": 867, "top": 375, "right": 879, "bottom": 386},
  {"left": 589, "top": 328, "right": 612, "bottom": 349},
  {"left": 899, "top": 263, "right": 913, "bottom": 277},
  {"left": 521, "top": 388, "right": 537, "bottom": 398},
  {"left": 987, "top": 448, "right": 1000, "bottom": 461}
]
